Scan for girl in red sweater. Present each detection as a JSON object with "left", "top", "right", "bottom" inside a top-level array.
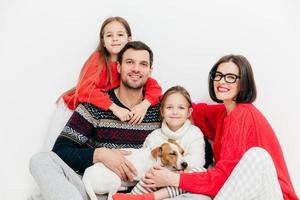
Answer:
[
  {"left": 114, "top": 55, "right": 298, "bottom": 200},
  {"left": 60, "top": 16, "right": 161, "bottom": 123}
]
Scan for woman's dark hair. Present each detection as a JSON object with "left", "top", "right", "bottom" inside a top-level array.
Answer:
[{"left": 208, "top": 54, "right": 257, "bottom": 103}]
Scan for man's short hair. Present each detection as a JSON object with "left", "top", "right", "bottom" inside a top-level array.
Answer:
[{"left": 117, "top": 41, "right": 154, "bottom": 67}]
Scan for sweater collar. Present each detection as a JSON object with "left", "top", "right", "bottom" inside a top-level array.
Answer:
[{"left": 161, "top": 119, "right": 191, "bottom": 140}]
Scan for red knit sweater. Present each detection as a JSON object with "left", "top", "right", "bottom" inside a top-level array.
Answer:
[
  {"left": 179, "top": 103, "right": 298, "bottom": 200},
  {"left": 63, "top": 51, "right": 162, "bottom": 110}
]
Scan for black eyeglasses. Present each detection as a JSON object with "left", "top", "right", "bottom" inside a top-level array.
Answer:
[{"left": 210, "top": 71, "right": 240, "bottom": 83}]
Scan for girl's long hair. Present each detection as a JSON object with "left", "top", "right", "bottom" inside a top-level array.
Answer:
[{"left": 57, "top": 17, "right": 132, "bottom": 107}]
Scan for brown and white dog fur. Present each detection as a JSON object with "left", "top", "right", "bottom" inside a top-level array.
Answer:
[{"left": 82, "top": 139, "right": 187, "bottom": 200}]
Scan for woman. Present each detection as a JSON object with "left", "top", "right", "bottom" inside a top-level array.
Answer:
[{"left": 126, "top": 55, "right": 298, "bottom": 200}]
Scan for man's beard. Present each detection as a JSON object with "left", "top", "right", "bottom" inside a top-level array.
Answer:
[{"left": 122, "top": 79, "right": 145, "bottom": 90}]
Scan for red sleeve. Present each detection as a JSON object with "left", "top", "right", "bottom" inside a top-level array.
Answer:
[
  {"left": 192, "top": 103, "right": 226, "bottom": 141},
  {"left": 144, "top": 77, "right": 162, "bottom": 105},
  {"left": 63, "top": 52, "right": 113, "bottom": 110},
  {"left": 179, "top": 108, "right": 257, "bottom": 197},
  {"left": 77, "top": 84, "right": 113, "bottom": 110}
]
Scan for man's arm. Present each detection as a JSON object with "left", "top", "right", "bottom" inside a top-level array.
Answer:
[
  {"left": 52, "top": 137, "right": 94, "bottom": 173},
  {"left": 52, "top": 103, "right": 96, "bottom": 173}
]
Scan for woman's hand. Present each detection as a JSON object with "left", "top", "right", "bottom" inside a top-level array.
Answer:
[
  {"left": 109, "top": 103, "right": 133, "bottom": 122},
  {"left": 142, "top": 165, "right": 180, "bottom": 188},
  {"left": 129, "top": 100, "right": 151, "bottom": 124},
  {"left": 93, "top": 148, "right": 137, "bottom": 181}
]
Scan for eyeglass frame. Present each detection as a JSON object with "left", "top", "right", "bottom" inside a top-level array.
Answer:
[{"left": 210, "top": 71, "right": 240, "bottom": 83}]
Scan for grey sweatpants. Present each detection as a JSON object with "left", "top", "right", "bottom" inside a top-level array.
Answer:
[
  {"left": 29, "top": 151, "right": 107, "bottom": 200},
  {"left": 29, "top": 151, "right": 207, "bottom": 200}
]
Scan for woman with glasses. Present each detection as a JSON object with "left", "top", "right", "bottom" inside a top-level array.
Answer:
[{"left": 125, "top": 55, "right": 298, "bottom": 200}]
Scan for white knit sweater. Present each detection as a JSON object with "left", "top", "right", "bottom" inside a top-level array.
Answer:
[{"left": 143, "top": 119, "right": 206, "bottom": 171}]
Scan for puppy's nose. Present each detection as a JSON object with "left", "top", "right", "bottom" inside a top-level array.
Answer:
[{"left": 181, "top": 162, "right": 188, "bottom": 169}]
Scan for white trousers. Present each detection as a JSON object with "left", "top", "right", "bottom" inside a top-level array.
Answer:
[{"left": 214, "top": 147, "right": 283, "bottom": 200}]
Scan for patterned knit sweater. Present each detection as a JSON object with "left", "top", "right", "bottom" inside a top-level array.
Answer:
[{"left": 52, "top": 89, "right": 161, "bottom": 173}]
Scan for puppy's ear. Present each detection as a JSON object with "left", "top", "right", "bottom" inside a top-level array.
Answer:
[
  {"left": 168, "top": 139, "right": 176, "bottom": 144},
  {"left": 168, "top": 139, "right": 184, "bottom": 155},
  {"left": 151, "top": 146, "right": 162, "bottom": 159}
]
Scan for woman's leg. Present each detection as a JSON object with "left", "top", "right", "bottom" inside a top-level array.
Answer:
[
  {"left": 214, "top": 147, "right": 283, "bottom": 200},
  {"left": 29, "top": 151, "right": 88, "bottom": 200}
]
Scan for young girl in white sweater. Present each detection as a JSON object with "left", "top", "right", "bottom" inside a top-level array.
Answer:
[{"left": 113, "top": 86, "right": 211, "bottom": 200}]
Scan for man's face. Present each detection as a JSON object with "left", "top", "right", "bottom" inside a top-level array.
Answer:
[{"left": 118, "top": 49, "right": 152, "bottom": 89}]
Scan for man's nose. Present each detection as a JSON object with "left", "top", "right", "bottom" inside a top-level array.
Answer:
[{"left": 132, "top": 64, "right": 140, "bottom": 72}]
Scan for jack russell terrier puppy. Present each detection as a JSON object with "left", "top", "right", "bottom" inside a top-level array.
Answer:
[{"left": 82, "top": 139, "right": 187, "bottom": 200}]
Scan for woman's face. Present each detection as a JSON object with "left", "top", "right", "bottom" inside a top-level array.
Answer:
[{"left": 213, "top": 61, "right": 240, "bottom": 103}]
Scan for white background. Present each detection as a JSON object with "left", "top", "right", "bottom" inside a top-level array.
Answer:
[{"left": 0, "top": 0, "right": 299, "bottom": 199}]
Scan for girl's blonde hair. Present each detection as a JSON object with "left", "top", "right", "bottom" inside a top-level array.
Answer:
[
  {"left": 58, "top": 17, "right": 132, "bottom": 107},
  {"left": 160, "top": 86, "right": 192, "bottom": 117}
]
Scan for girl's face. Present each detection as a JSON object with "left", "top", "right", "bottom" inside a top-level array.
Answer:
[
  {"left": 213, "top": 61, "right": 240, "bottom": 104},
  {"left": 103, "top": 21, "right": 131, "bottom": 59},
  {"left": 161, "top": 93, "right": 192, "bottom": 132}
]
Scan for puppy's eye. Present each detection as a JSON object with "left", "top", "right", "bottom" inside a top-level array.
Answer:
[{"left": 169, "top": 152, "right": 177, "bottom": 156}]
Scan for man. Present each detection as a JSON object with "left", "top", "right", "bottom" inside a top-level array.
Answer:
[{"left": 29, "top": 41, "right": 161, "bottom": 200}]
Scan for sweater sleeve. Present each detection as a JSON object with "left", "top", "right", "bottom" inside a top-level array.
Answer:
[
  {"left": 52, "top": 104, "right": 96, "bottom": 173},
  {"left": 77, "top": 83, "right": 113, "bottom": 111},
  {"left": 182, "top": 131, "right": 206, "bottom": 171},
  {"left": 75, "top": 53, "right": 113, "bottom": 110},
  {"left": 192, "top": 103, "right": 225, "bottom": 141},
  {"left": 144, "top": 77, "right": 162, "bottom": 106},
  {"left": 52, "top": 137, "right": 94, "bottom": 173},
  {"left": 179, "top": 108, "right": 256, "bottom": 197},
  {"left": 143, "top": 129, "right": 160, "bottom": 149},
  {"left": 63, "top": 52, "right": 113, "bottom": 110}
]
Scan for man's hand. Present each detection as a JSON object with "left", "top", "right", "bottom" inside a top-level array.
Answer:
[
  {"left": 93, "top": 148, "right": 137, "bottom": 181},
  {"left": 109, "top": 103, "right": 133, "bottom": 122},
  {"left": 129, "top": 99, "right": 151, "bottom": 124}
]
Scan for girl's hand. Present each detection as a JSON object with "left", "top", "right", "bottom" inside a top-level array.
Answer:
[
  {"left": 142, "top": 165, "right": 180, "bottom": 188},
  {"left": 93, "top": 148, "right": 137, "bottom": 181},
  {"left": 109, "top": 103, "right": 133, "bottom": 122},
  {"left": 129, "top": 100, "right": 151, "bottom": 124}
]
